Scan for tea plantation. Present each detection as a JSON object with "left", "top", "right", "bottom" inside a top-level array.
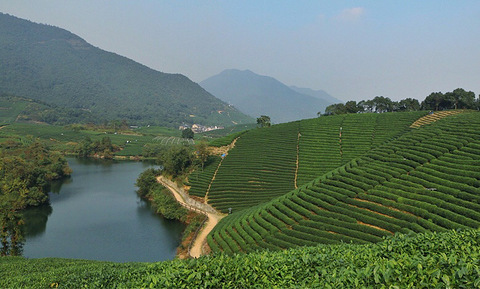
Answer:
[
  {"left": 1, "top": 229, "right": 479, "bottom": 288},
  {"left": 188, "top": 111, "right": 425, "bottom": 214},
  {"left": 3, "top": 110, "right": 480, "bottom": 287},
  {"left": 207, "top": 111, "right": 480, "bottom": 253}
]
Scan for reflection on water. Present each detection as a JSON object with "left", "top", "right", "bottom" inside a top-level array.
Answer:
[
  {"left": 22, "top": 204, "right": 52, "bottom": 238},
  {"left": 21, "top": 158, "right": 185, "bottom": 262}
]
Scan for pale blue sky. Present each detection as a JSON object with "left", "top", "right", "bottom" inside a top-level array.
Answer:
[{"left": 2, "top": 1, "right": 479, "bottom": 101}]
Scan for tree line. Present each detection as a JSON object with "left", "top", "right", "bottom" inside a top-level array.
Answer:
[
  {"left": 0, "top": 141, "right": 71, "bottom": 256},
  {"left": 321, "top": 88, "right": 479, "bottom": 116},
  {"left": 75, "top": 136, "right": 120, "bottom": 159}
]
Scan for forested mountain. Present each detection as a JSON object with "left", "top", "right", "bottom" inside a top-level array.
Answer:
[
  {"left": 289, "top": 85, "right": 341, "bottom": 105},
  {"left": 0, "top": 13, "right": 253, "bottom": 127},
  {"left": 200, "top": 69, "right": 338, "bottom": 124}
]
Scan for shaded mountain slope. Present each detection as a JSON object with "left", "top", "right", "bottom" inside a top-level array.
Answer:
[{"left": 0, "top": 13, "right": 253, "bottom": 127}]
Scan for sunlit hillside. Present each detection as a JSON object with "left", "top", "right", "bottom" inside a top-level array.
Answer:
[{"left": 183, "top": 111, "right": 480, "bottom": 253}]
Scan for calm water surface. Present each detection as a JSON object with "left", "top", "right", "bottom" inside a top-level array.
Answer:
[{"left": 22, "top": 158, "right": 185, "bottom": 262}]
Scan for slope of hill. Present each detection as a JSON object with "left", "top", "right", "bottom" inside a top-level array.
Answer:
[
  {"left": 200, "top": 69, "right": 337, "bottom": 123},
  {"left": 206, "top": 111, "right": 480, "bottom": 253},
  {"left": 0, "top": 13, "right": 253, "bottom": 127},
  {"left": 1, "top": 229, "right": 478, "bottom": 287},
  {"left": 187, "top": 111, "right": 425, "bottom": 213},
  {"left": 0, "top": 94, "right": 95, "bottom": 125},
  {"left": 289, "top": 85, "right": 341, "bottom": 104}
]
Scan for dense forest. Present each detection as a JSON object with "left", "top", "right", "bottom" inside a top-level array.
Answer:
[
  {"left": 0, "top": 13, "right": 253, "bottom": 127},
  {"left": 0, "top": 141, "right": 71, "bottom": 256}
]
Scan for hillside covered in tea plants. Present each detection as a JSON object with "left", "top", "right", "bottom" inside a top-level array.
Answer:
[
  {"left": 1, "top": 229, "right": 479, "bottom": 288},
  {"left": 182, "top": 110, "right": 480, "bottom": 253}
]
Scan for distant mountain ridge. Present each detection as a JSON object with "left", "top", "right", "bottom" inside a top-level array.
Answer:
[
  {"left": 289, "top": 86, "right": 341, "bottom": 105},
  {"left": 0, "top": 13, "right": 253, "bottom": 127},
  {"left": 200, "top": 69, "right": 339, "bottom": 123}
]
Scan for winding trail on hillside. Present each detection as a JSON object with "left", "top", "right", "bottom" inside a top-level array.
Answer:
[
  {"left": 157, "top": 176, "right": 225, "bottom": 258},
  {"left": 294, "top": 132, "right": 301, "bottom": 189},
  {"left": 205, "top": 137, "right": 239, "bottom": 201}
]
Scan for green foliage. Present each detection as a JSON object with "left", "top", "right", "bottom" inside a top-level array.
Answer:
[
  {"left": 151, "top": 187, "right": 188, "bottom": 220},
  {"left": 209, "top": 111, "right": 480, "bottom": 253},
  {"left": 208, "top": 130, "right": 247, "bottom": 147},
  {"left": 157, "top": 145, "right": 195, "bottom": 177},
  {"left": 135, "top": 169, "right": 188, "bottom": 221},
  {"left": 190, "top": 111, "right": 423, "bottom": 216},
  {"left": 0, "top": 13, "right": 253, "bottom": 127},
  {"left": 422, "top": 88, "right": 478, "bottom": 111},
  {"left": 181, "top": 128, "right": 194, "bottom": 139},
  {"left": 0, "top": 141, "right": 71, "bottom": 256},
  {"left": 0, "top": 229, "right": 478, "bottom": 288},
  {"left": 75, "top": 136, "right": 119, "bottom": 159},
  {"left": 256, "top": 115, "right": 271, "bottom": 128},
  {"left": 135, "top": 168, "right": 160, "bottom": 198},
  {"left": 322, "top": 88, "right": 478, "bottom": 115}
]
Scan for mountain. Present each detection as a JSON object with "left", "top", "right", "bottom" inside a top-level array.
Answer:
[
  {"left": 289, "top": 85, "right": 341, "bottom": 104},
  {"left": 0, "top": 13, "right": 253, "bottom": 127},
  {"left": 200, "top": 69, "right": 337, "bottom": 123}
]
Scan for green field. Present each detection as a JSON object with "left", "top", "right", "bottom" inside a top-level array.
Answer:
[
  {"left": 0, "top": 122, "right": 195, "bottom": 157},
  {"left": 206, "top": 111, "right": 480, "bottom": 253},
  {"left": 188, "top": 111, "right": 426, "bottom": 214}
]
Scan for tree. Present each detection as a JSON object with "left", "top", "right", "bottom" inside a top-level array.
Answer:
[
  {"left": 345, "top": 101, "right": 360, "bottom": 113},
  {"left": 357, "top": 100, "right": 374, "bottom": 113},
  {"left": 323, "top": 103, "right": 346, "bottom": 116},
  {"left": 421, "top": 89, "right": 477, "bottom": 111},
  {"left": 256, "top": 115, "right": 271, "bottom": 127},
  {"left": 195, "top": 141, "right": 210, "bottom": 170},
  {"left": 445, "top": 88, "right": 476, "bottom": 109},
  {"left": 396, "top": 98, "right": 420, "bottom": 112},
  {"left": 182, "top": 128, "right": 194, "bottom": 139},
  {"left": 135, "top": 168, "right": 160, "bottom": 198},
  {"left": 372, "top": 96, "right": 393, "bottom": 113},
  {"left": 422, "top": 92, "right": 444, "bottom": 111},
  {"left": 158, "top": 145, "right": 195, "bottom": 177}
]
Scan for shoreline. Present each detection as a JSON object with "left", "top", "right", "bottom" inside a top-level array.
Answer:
[{"left": 156, "top": 176, "right": 225, "bottom": 258}]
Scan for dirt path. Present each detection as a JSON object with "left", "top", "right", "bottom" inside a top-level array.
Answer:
[
  {"left": 189, "top": 212, "right": 223, "bottom": 258},
  {"left": 157, "top": 176, "right": 225, "bottom": 258},
  {"left": 294, "top": 132, "right": 301, "bottom": 189},
  {"left": 205, "top": 137, "right": 239, "bottom": 201}
]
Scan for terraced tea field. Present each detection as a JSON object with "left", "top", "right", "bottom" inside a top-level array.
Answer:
[
  {"left": 188, "top": 112, "right": 425, "bottom": 214},
  {"left": 201, "top": 111, "right": 480, "bottom": 253}
]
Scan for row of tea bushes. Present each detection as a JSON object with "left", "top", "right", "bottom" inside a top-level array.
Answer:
[
  {"left": 1, "top": 229, "right": 478, "bottom": 288},
  {"left": 209, "top": 112, "right": 480, "bottom": 253}
]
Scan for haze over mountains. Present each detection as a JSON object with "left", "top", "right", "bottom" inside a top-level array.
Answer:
[
  {"left": 0, "top": 13, "right": 253, "bottom": 127},
  {"left": 200, "top": 69, "right": 341, "bottom": 124}
]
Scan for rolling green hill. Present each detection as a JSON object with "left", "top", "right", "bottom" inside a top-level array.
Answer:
[
  {"left": 187, "top": 111, "right": 426, "bottom": 213},
  {"left": 204, "top": 111, "right": 480, "bottom": 253},
  {"left": 0, "top": 13, "right": 253, "bottom": 127},
  {"left": 183, "top": 110, "right": 480, "bottom": 254}
]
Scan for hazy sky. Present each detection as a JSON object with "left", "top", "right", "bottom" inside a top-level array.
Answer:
[{"left": 2, "top": 1, "right": 479, "bottom": 101}]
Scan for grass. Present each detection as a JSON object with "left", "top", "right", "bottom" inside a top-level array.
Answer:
[{"left": 0, "top": 123, "right": 189, "bottom": 156}]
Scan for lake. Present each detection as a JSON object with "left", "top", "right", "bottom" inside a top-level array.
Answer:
[{"left": 22, "top": 158, "right": 185, "bottom": 262}]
